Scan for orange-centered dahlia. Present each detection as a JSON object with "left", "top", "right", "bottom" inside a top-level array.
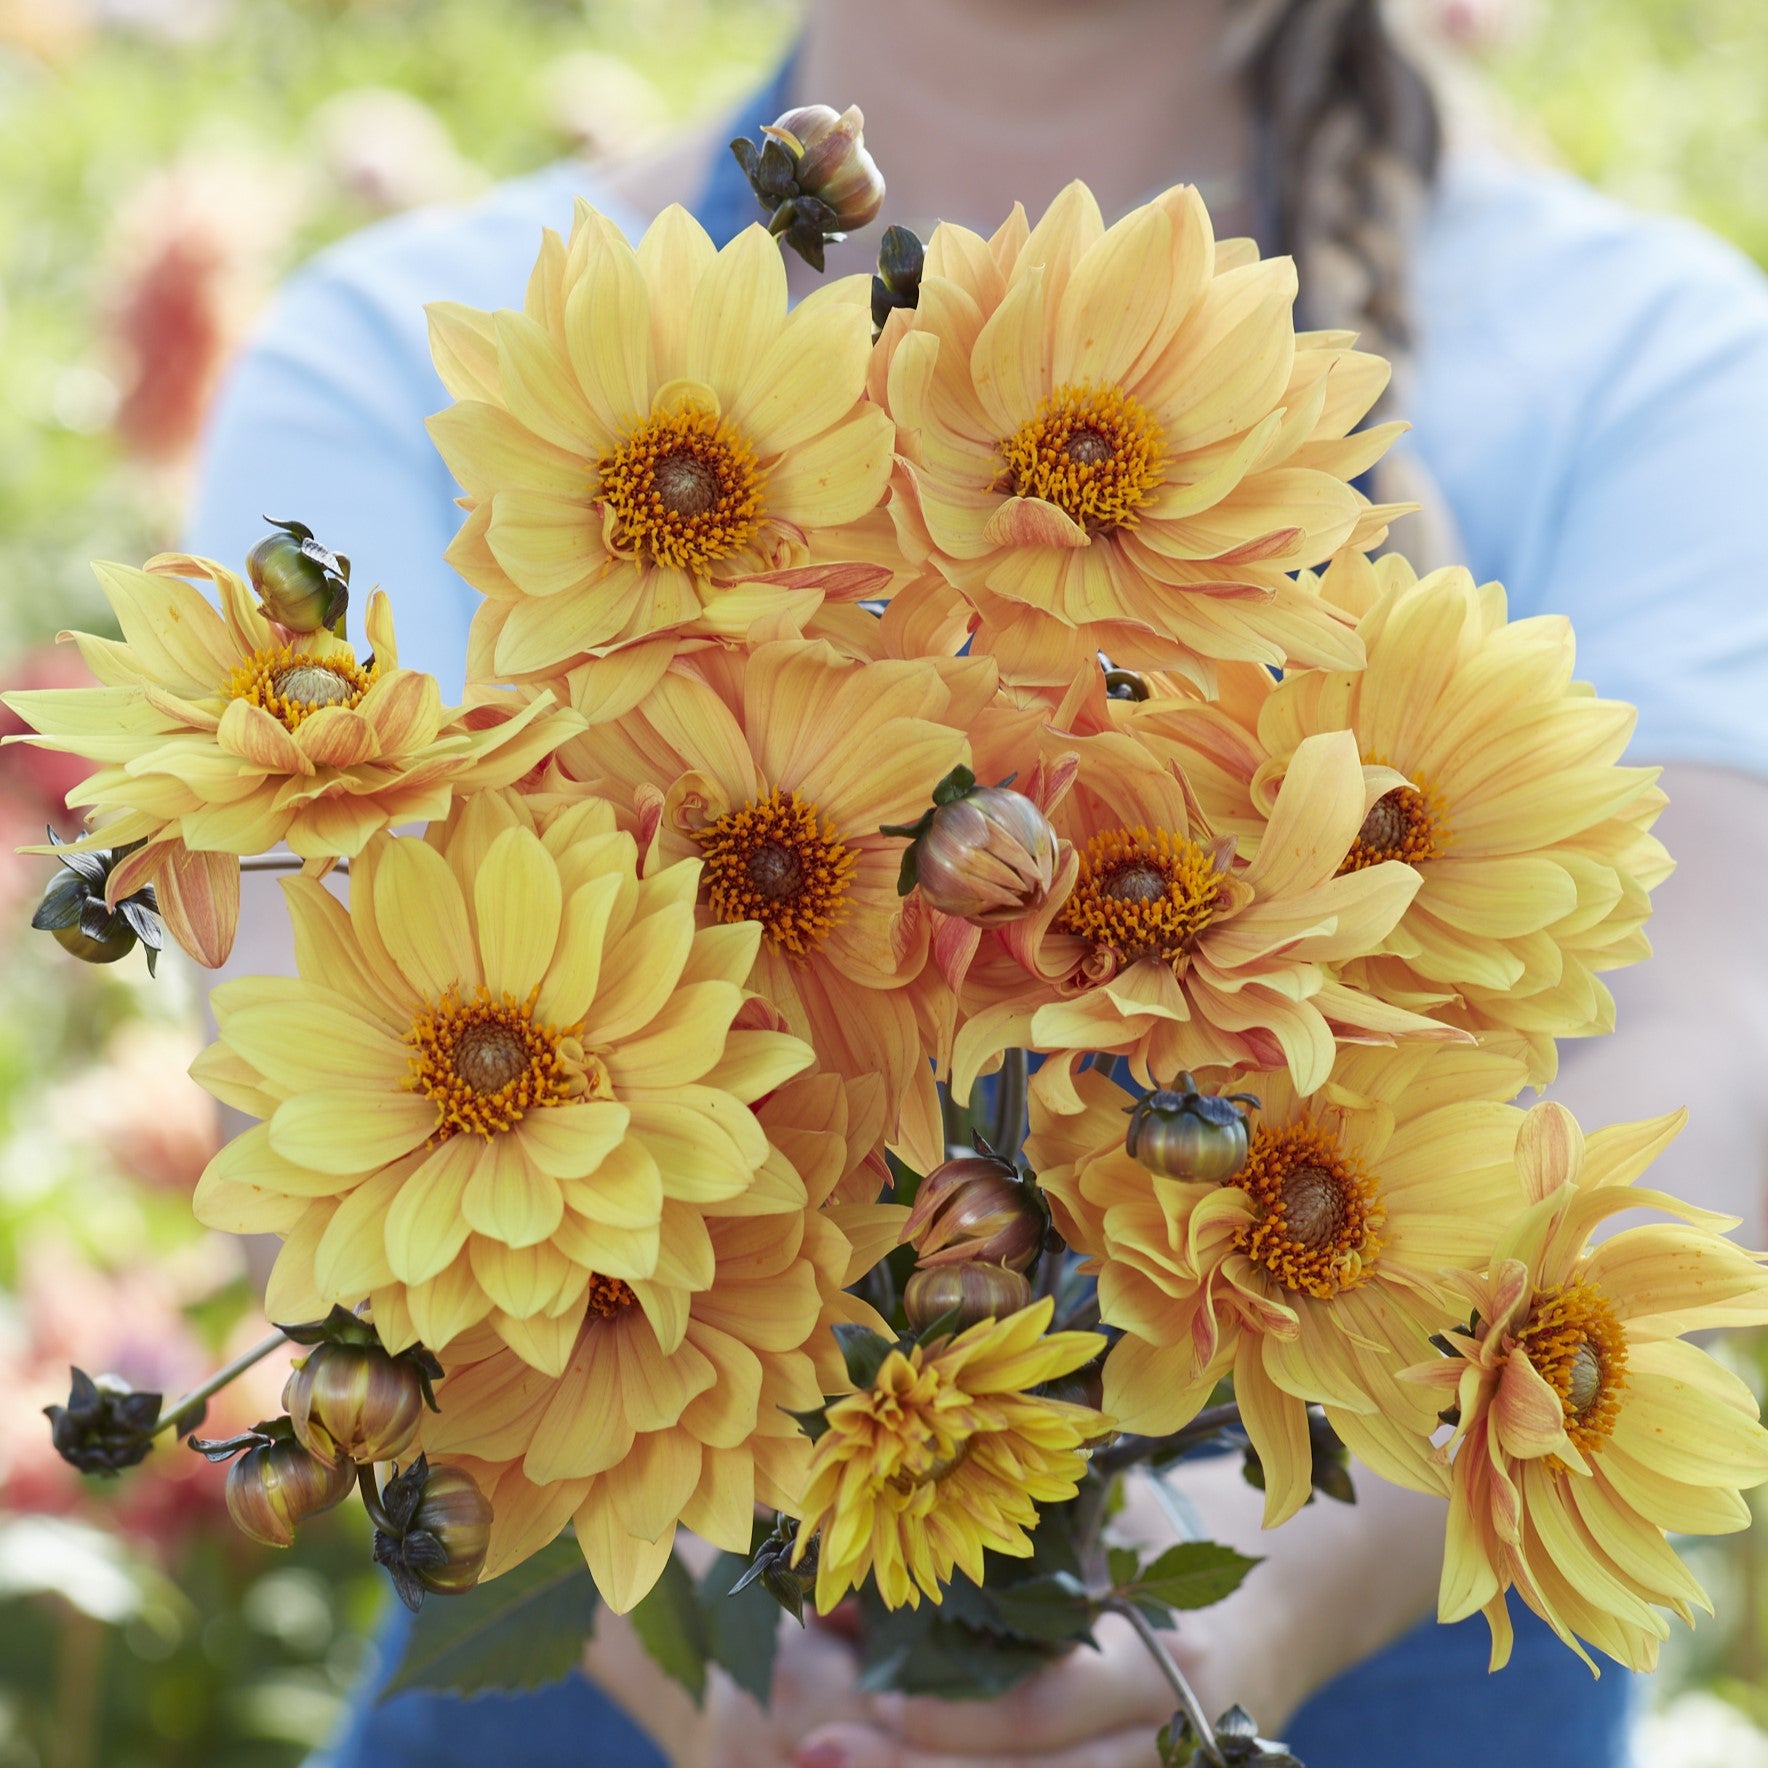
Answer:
[
  {"left": 190, "top": 792, "right": 813, "bottom": 1373},
  {"left": 426, "top": 201, "right": 898, "bottom": 682},
  {"left": 1405, "top": 1101, "right": 1768, "bottom": 1674},
  {"left": 1255, "top": 552, "right": 1670, "bottom": 1084},
  {"left": 1029, "top": 1044, "right": 1532, "bottom": 1522},
  {"left": 875, "top": 181, "right": 1402, "bottom": 691},
  {"left": 1, "top": 554, "right": 577, "bottom": 966}
]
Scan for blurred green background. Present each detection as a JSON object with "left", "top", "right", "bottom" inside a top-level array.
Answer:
[{"left": 1, "top": 1, "right": 1765, "bottom": 1764}]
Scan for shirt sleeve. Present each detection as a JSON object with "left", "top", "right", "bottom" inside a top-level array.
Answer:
[{"left": 1525, "top": 229, "right": 1768, "bottom": 780}]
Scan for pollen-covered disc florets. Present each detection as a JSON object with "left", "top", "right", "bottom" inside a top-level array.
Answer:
[
  {"left": 407, "top": 986, "right": 586, "bottom": 1138},
  {"left": 997, "top": 384, "right": 1166, "bottom": 533},
  {"left": 1056, "top": 825, "right": 1224, "bottom": 966},
  {"left": 696, "top": 787, "right": 858, "bottom": 957},
  {"left": 1234, "top": 1118, "right": 1385, "bottom": 1300},
  {"left": 598, "top": 407, "right": 766, "bottom": 576}
]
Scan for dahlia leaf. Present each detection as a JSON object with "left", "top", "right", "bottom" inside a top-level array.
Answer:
[
  {"left": 701, "top": 1551, "right": 781, "bottom": 1706},
  {"left": 1115, "top": 1541, "right": 1260, "bottom": 1615},
  {"left": 379, "top": 1535, "right": 600, "bottom": 1700},
  {"left": 629, "top": 1551, "right": 710, "bottom": 1706}
]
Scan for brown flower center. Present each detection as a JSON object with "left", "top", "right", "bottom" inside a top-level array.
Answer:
[
  {"left": 1337, "top": 755, "right": 1450, "bottom": 874},
  {"left": 1233, "top": 1119, "right": 1384, "bottom": 1298},
  {"left": 1056, "top": 826, "right": 1224, "bottom": 966},
  {"left": 598, "top": 406, "right": 765, "bottom": 575},
  {"left": 584, "top": 1273, "right": 638, "bottom": 1319},
  {"left": 1510, "top": 1281, "right": 1628, "bottom": 1458},
  {"left": 998, "top": 383, "right": 1165, "bottom": 534},
  {"left": 408, "top": 986, "right": 584, "bottom": 1138},
  {"left": 695, "top": 787, "right": 858, "bottom": 957},
  {"left": 226, "top": 643, "right": 375, "bottom": 732}
]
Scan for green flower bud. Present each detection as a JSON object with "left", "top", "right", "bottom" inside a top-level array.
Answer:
[
  {"left": 283, "top": 1342, "right": 426, "bottom": 1466},
  {"left": 211, "top": 1420, "right": 354, "bottom": 1548},
  {"left": 871, "top": 224, "right": 924, "bottom": 334},
  {"left": 903, "top": 1261, "right": 1032, "bottom": 1334},
  {"left": 903, "top": 1153, "right": 1044, "bottom": 1271},
  {"left": 32, "top": 830, "right": 162, "bottom": 975},
  {"left": 246, "top": 517, "right": 351, "bottom": 634},
  {"left": 1124, "top": 1076, "right": 1259, "bottom": 1184},
  {"left": 370, "top": 1455, "right": 492, "bottom": 1611}
]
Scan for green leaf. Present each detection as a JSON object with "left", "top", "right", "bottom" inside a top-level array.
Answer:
[
  {"left": 629, "top": 1552, "right": 710, "bottom": 1706},
  {"left": 833, "top": 1324, "right": 894, "bottom": 1388},
  {"left": 701, "top": 1552, "right": 780, "bottom": 1706},
  {"left": 380, "top": 1536, "right": 599, "bottom": 1700},
  {"left": 1117, "top": 1541, "right": 1260, "bottom": 1614},
  {"left": 980, "top": 1571, "right": 1098, "bottom": 1646},
  {"left": 1107, "top": 1545, "right": 1141, "bottom": 1589}
]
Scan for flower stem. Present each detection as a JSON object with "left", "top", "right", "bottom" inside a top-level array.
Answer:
[
  {"left": 1107, "top": 1597, "right": 1227, "bottom": 1768},
  {"left": 1092, "top": 1402, "right": 1244, "bottom": 1475},
  {"left": 238, "top": 851, "right": 350, "bottom": 874},
  {"left": 357, "top": 1461, "right": 396, "bottom": 1534},
  {"left": 154, "top": 1329, "right": 289, "bottom": 1438},
  {"left": 990, "top": 1047, "right": 1029, "bottom": 1160}
]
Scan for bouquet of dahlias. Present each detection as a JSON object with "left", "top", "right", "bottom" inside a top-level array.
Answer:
[{"left": 12, "top": 103, "right": 1768, "bottom": 1766}]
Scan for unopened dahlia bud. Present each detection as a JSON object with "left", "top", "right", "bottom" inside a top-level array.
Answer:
[
  {"left": 871, "top": 224, "right": 924, "bottom": 335},
  {"left": 884, "top": 766, "right": 1059, "bottom": 926},
  {"left": 206, "top": 1419, "right": 354, "bottom": 1548},
  {"left": 904, "top": 1152, "right": 1044, "bottom": 1271},
  {"left": 729, "top": 101, "right": 884, "bottom": 271},
  {"left": 44, "top": 1368, "right": 162, "bottom": 1474},
  {"left": 32, "top": 830, "right": 163, "bottom": 975},
  {"left": 1124, "top": 1076, "right": 1259, "bottom": 1184},
  {"left": 246, "top": 516, "right": 351, "bottom": 634},
  {"left": 370, "top": 1454, "right": 492, "bottom": 1612},
  {"left": 283, "top": 1342, "right": 427, "bottom": 1466},
  {"left": 903, "top": 1261, "right": 1032, "bottom": 1333}
]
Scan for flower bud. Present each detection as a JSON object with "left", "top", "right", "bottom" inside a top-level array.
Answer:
[
  {"left": 903, "top": 1261, "right": 1032, "bottom": 1334},
  {"left": 904, "top": 1153, "right": 1044, "bottom": 1271},
  {"left": 371, "top": 1454, "right": 492, "bottom": 1611},
  {"left": 762, "top": 105, "right": 885, "bottom": 233},
  {"left": 1125, "top": 1078, "right": 1257, "bottom": 1184},
  {"left": 44, "top": 1367, "right": 162, "bottom": 1474},
  {"left": 32, "top": 830, "right": 162, "bottom": 975},
  {"left": 1038, "top": 1363, "right": 1118, "bottom": 1447},
  {"left": 246, "top": 517, "right": 350, "bottom": 634},
  {"left": 885, "top": 768, "right": 1059, "bottom": 927},
  {"left": 223, "top": 1430, "right": 354, "bottom": 1548},
  {"left": 283, "top": 1342, "right": 426, "bottom": 1466},
  {"left": 871, "top": 224, "right": 924, "bottom": 335}
]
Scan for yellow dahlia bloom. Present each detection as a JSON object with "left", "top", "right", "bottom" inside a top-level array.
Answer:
[
  {"left": 559, "top": 637, "right": 994, "bottom": 1161},
  {"left": 1256, "top": 552, "right": 1670, "bottom": 1083},
  {"left": 1029, "top": 1044, "right": 1530, "bottom": 1523},
  {"left": 427, "top": 200, "right": 896, "bottom": 683},
  {"left": 793, "top": 1297, "right": 1108, "bottom": 1612},
  {"left": 877, "top": 182, "right": 1402, "bottom": 692},
  {"left": 3, "top": 555, "right": 574, "bottom": 966},
  {"left": 417, "top": 1067, "right": 905, "bottom": 1612},
  {"left": 952, "top": 724, "right": 1464, "bottom": 1100},
  {"left": 191, "top": 794, "right": 812, "bottom": 1371},
  {"left": 1405, "top": 1100, "right": 1768, "bottom": 1673}
]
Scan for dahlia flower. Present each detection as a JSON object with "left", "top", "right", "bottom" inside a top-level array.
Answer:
[
  {"left": 952, "top": 725, "right": 1465, "bottom": 1100},
  {"left": 559, "top": 637, "right": 995, "bottom": 1159},
  {"left": 191, "top": 795, "right": 811, "bottom": 1371},
  {"left": 876, "top": 181, "right": 1403, "bottom": 692},
  {"left": 1255, "top": 552, "right": 1670, "bottom": 1082},
  {"left": 418, "top": 1067, "right": 904, "bottom": 1611},
  {"left": 1406, "top": 1100, "right": 1768, "bottom": 1672},
  {"left": 427, "top": 200, "right": 897, "bottom": 682},
  {"left": 793, "top": 1297, "right": 1109, "bottom": 1612},
  {"left": 1029, "top": 1045, "right": 1528, "bottom": 1521},
  {"left": 2, "top": 553, "right": 573, "bottom": 964}
]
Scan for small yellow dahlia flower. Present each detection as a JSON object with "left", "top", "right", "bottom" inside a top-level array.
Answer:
[
  {"left": 877, "top": 182, "right": 1402, "bottom": 691},
  {"left": 1406, "top": 1100, "right": 1768, "bottom": 1674},
  {"left": 560, "top": 637, "right": 995, "bottom": 1158},
  {"left": 1029, "top": 1044, "right": 1531, "bottom": 1522},
  {"left": 2, "top": 553, "right": 574, "bottom": 965},
  {"left": 1257, "top": 552, "right": 1671, "bottom": 1083},
  {"left": 427, "top": 200, "right": 897, "bottom": 682},
  {"left": 793, "top": 1297, "right": 1109, "bottom": 1612},
  {"left": 417, "top": 1068, "right": 904, "bottom": 1612},
  {"left": 952, "top": 724, "right": 1465, "bottom": 1100},
  {"left": 191, "top": 794, "right": 811, "bottom": 1370}
]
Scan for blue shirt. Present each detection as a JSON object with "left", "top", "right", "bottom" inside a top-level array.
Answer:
[{"left": 186, "top": 78, "right": 1768, "bottom": 1768}]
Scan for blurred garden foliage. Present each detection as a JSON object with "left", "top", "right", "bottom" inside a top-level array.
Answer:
[{"left": 0, "top": 1, "right": 1764, "bottom": 1764}]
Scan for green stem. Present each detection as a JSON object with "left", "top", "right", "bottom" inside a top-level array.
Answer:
[
  {"left": 990, "top": 1047, "right": 1029, "bottom": 1160},
  {"left": 153, "top": 1329, "right": 289, "bottom": 1438},
  {"left": 357, "top": 1461, "right": 397, "bottom": 1535},
  {"left": 1092, "top": 1402, "right": 1243, "bottom": 1476},
  {"left": 1107, "top": 1598, "right": 1226, "bottom": 1768}
]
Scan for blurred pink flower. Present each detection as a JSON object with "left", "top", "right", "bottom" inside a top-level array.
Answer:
[{"left": 54, "top": 1022, "right": 221, "bottom": 1194}]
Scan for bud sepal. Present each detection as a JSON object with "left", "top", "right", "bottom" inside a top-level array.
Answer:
[
  {"left": 32, "top": 829, "right": 162, "bottom": 974},
  {"left": 368, "top": 1454, "right": 492, "bottom": 1612}
]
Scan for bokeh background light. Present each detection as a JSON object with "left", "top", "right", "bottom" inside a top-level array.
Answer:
[{"left": 1, "top": 2, "right": 1765, "bottom": 1763}]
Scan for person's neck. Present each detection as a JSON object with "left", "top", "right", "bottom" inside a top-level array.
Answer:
[{"left": 791, "top": 0, "right": 1251, "bottom": 281}]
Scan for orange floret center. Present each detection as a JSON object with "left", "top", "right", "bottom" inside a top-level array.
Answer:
[
  {"left": 1233, "top": 1118, "right": 1385, "bottom": 1298},
  {"left": 408, "top": 985, "right": 583, "bottom": 1138},
  {"left": 696, "top": 786, "right": 858, "bottom": 957},
  {"left": 584, "top": 1273, "right": 638, "bottom": 1318},
  {"left": 226, "top": 644, "right": 375, "bottom": 732},
  {"left": 1057, "top": 825, "right": 1224, "bottom": 966},
  {"left": 1509, "top": 1281, "right": 1629, "bottom": 1458},
  {"left": 997, "top": 383, "right": 1166, "bottom": 533},
  {"left": 598, "top": 406, "right": 765, "bottom": 575},
  {"left": 1337, "top": 754, "right": 1450, "bottom": 874}
]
